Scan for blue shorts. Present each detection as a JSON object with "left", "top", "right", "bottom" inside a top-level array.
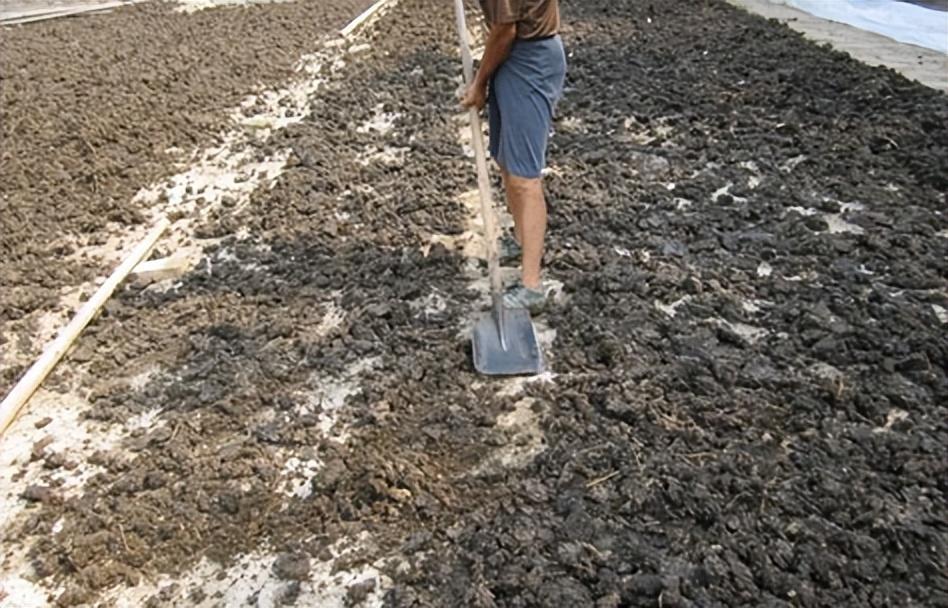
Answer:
[{"left": 488, "top": 35, "right": 567, "bottom": 179}]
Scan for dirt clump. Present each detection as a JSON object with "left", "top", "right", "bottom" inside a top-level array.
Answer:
[{"left": 5, "top": 0, "right": 946, "bottom": 606}]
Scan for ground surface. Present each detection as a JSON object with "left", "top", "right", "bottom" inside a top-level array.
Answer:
[
  {"left": 727, "top": 0, "right": 948, "bottom": 91},
  {"left": 1, "top": 0, "right": 947, "bottom": 607},
  {"left": 0, "top": 0, "right": 369, "bottom": 347},
  {"left": 900, "top": 0, "right": 948, "bottom": 10}
]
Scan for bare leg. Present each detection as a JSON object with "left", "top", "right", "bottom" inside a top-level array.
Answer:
[
  {"left": 503, "top": 174, "right": 546, "bottom": 290},
  {"left": 500, "top": 169, "right": 523, "bottom": 245}
]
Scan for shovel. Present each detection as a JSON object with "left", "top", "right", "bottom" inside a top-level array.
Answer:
[{"left": 453, "top": 0, "right": 543, "bottom": 376}]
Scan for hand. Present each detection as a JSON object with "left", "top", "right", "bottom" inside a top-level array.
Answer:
[{"left": 460, "top": 81, "right": 488, "bottom": 111}]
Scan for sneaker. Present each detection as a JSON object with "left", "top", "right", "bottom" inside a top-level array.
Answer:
[
  {"left": 503, "top": 283, "right": 550, "bottom": 314},
  {"left": 498, "top": 231, "right": 521, "bottom": 264}
]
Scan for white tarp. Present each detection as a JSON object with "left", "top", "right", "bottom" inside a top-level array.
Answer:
[{"left": 771, "top": 0, "right": 948, "bottom": 53}]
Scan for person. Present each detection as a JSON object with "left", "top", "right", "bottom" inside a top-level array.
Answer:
[{"left": 461, "top": 0, "right": 566, "bottom": 313}]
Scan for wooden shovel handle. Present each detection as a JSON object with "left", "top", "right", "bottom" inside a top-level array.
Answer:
[{"left": 453, "top": 0, "right": 504, "bottom": 301}]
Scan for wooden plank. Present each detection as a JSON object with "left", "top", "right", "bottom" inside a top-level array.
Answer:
[
  {"left": 340, "top": 0, "right": 397, "bottom": 37},
  {"left": 132, "top": 253, "right": 191, "bottom": 283},
  {"left": 0, "top": 219, "right": 169, "bottom": 437}
]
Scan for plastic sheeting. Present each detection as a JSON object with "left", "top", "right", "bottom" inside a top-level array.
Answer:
[{"left": 771, "top": 0, "right": 948, "bottom": 53}]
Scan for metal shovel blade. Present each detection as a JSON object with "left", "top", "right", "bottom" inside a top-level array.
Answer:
[{"left": 472, "top": 308, "right": 543, "bottom": 376}]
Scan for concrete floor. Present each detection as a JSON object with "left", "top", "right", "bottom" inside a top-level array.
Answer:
[{"left": 727, "top": 0, "right": 948, "bottom": 93}]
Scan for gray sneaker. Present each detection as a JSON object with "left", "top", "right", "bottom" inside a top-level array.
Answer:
[
  {"left": 503, "top": 283, "right": 550, "bottom": 314},
  {"left": 499, "top": 231, "right": 521, "bottom": 264}
]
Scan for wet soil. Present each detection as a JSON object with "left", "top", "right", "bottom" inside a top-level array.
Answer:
[
  {"left": 4, "top": 0, "right": 947, "bottom": 606},
  {"left": 0, "top": 0, "right": 369, "bottom": 362}
]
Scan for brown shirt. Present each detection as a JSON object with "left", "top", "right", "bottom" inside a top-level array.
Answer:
[{"left": 480, "top": 0, "right": 560, "bottom": 39}]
